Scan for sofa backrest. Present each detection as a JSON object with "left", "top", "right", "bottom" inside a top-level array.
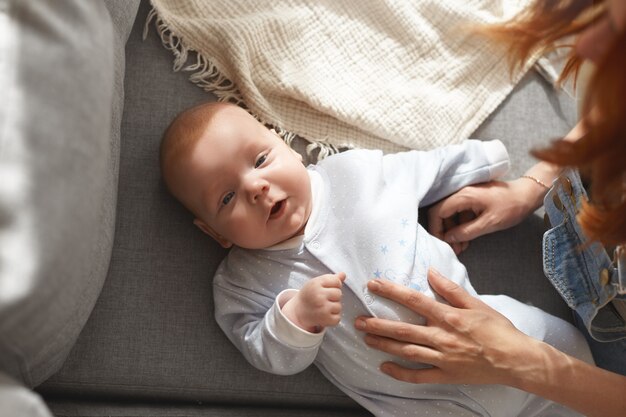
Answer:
[{"left": 0, "top": 0, "right": 139, "bottom": 388}]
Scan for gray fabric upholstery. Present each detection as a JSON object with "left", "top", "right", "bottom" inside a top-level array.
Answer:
[
  {"left": 35, "top": 0, "right": 576, "bottom": 415},
  {"left": 40, "top": 0, "right": 353, "bottom": 409},
  {"left": 0, "top": 372, "right": 52, "bottom": 417},
  {"left": 46, "top": 401, "right": 368, "bottom": 417},
  {"left": 0, "top": 0, "right": 125, "bottom": 388}
]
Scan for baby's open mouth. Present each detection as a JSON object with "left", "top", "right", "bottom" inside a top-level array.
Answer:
[{"left": 269, "top": 200, "right": 285, "bottom": 219}]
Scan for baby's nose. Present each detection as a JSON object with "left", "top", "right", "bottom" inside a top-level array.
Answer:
[{"left": 245, "top": 176, "right": 269, "bottom": 203}]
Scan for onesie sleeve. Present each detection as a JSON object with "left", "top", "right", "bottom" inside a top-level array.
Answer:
[
  {"left": 213, "top": 261, "right": 322, "bottom": 376},
  {"left": 381, "top": 139, "right": 510, "bottom": 206},
  {"left": 481, "top": 140, "right": 509, "bottom": 179}
]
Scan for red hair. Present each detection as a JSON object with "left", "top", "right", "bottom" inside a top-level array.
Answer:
[{"left": 483, "top": 0, "right": 626, "bottom": 245}]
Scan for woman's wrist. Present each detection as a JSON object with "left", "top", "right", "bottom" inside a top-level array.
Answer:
[
  {"left": 519, "top": 162, "right": 561, "bottom": 211},
  {"left": 509, "top": 339, "right": 626, "bottom": 417},
  {"left": 511, "top": 338, "right": 587, "bottom": 409},
  {"left": 508, "top": 338, "right": 562, "bottom": 393},
  {"left": 507, "top": 177, "right": 545, "bottom": 216},
  {"left": 520, "top": 175, "right": 550, "bottom": 191},
  {"left": 518, "top": 176, "right": 550, "bottom": 213}
]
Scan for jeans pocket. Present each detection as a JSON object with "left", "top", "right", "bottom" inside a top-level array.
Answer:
[{"left": 543, "top": 219, "right": 596, "bottom": 311}]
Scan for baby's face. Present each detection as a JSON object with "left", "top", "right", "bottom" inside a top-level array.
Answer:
[{"left": 184, "top": 106, "right": 312, "bottom": 249}]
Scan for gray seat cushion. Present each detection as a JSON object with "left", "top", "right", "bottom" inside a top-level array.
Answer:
[{"left": 40, "top": 0, "right": 576, "bottom": 413}]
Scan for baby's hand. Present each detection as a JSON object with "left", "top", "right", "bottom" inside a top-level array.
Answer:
[{"left": 285, "top": 272, "right": 346, "bottom": 333}]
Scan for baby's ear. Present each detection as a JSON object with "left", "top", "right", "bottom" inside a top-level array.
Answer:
[{"left": 193, "top": 219, "right": 232, "bottom": 248}]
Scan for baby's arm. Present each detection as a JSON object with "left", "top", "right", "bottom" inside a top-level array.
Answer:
[
  {"left": 213, "top": 269, "right": 344, "bottom": 376},
  {"left": 213, "top": 282, "right": 319, "bottom": 375},
  {"left": 281, "top": 272, "right": 345, "bottom": 333},
  {"left": 381, "top": 139, "right": 509, "bottom": 206}
]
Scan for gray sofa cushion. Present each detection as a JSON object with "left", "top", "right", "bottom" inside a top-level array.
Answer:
[
  {"left": 0, "top": 0, "right": 138, "bottom": 387},
  {"left": 40, "top": 0, "right": 576, "bottom": 413}
]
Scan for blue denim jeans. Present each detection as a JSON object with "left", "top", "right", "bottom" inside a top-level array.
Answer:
[
  {"left": 573, "top": 311, "right": 626, "bottom": 375},
  {"left": 542, "top": 169, "right": 626, "bottom": 375}
]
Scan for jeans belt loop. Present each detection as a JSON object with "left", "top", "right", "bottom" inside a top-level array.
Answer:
[{"left": 615, "top": 245, "right": 626, "bottom": 295}]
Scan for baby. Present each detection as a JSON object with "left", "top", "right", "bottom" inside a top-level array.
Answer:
[{"left": 161, "top": 101, "right": 592, "bottom": 417}]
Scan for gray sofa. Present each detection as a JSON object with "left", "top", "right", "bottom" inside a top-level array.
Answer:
[{"left": 1, "top": 1, "right": 578, "bottom": 416}]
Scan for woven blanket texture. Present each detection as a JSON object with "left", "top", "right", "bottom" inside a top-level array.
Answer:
[{"left": 149, "top": 0, "right": 532, "bottom": 156}]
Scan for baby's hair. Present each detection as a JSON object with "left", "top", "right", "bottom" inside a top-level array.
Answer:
[{"left": 160, "top": 101, "right": 233, "bottom": 196}]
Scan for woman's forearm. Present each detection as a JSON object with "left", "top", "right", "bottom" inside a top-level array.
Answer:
[{"left": 514, "top": 338, "right": 626, "bottom": 417}]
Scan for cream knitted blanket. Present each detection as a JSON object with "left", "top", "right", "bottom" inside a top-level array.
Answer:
[{"left": 148, "top": 0, "right": 532, "bottom": 156}]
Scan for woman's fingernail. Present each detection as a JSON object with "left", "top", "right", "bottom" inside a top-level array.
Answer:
[
  {"left": 368, "top": 280, "right": 381, "bottom": 291},
  {"left": 380, "top": 363, "right": 392, "bottom": 374},
  {"left": 429, "top": 267, "right": 442, "bottom": 278},
  {"left": 355, "top": 319, "right": 366, "bottom": 330},
  {"left": 447, "top": 234, "right": 457, "bottom": 243}
]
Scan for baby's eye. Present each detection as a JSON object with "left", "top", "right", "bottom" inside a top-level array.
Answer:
[
  {"left": 222, "top": 191, "right": 234, "bottom": 206},
  {"left": 255, "top": 154, "right": 267, "bottom": 168}
]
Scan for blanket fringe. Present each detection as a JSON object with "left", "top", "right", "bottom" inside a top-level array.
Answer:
[{"left": 144, "top": 7, "right": 343, "bottom": 161}]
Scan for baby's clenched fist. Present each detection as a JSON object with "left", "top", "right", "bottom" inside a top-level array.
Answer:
[{"left": 284, "top": 272, "right": 346, "bottom": 333}]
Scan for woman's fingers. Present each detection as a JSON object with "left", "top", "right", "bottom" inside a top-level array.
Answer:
[
  {"left": 356, "top": 315, "right": 434, "bottom": 346},
  {"left": 363, "top": 334, "right": 440, "bottom": 365},
  {"left": 426, "top": 269, "right": 484, "bottom": 310},
  {"left": 443, "top": 213, "right": 490, "bottom": 244},
  {"left": 356, "top": 271, "right": 531, "bottom": 387},
  {"left": 366, "top": 279, "right": 445, "bottom": 321},
  {"left": 380, "top": 362, "right": 446, "bottom": 385},
  {"left": 428, "top": 190, "right": 483, "bottom": 239},
  {"left": 365, "top": 270, "right": 480, "bottom": 322}
]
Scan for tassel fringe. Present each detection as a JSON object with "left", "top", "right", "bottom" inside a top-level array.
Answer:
[{"left": 144, "top": 7, "right": 345, "bottom": 161}]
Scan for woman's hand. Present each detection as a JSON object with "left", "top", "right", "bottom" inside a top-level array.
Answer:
[
  {"left": 428, "top": 179, "right": 543, "bottom": 254},
  {"left": 355, "top": 269, "right": 537, "bottom": 387},
  {"left": 355, "top": 269, "right": 626, "bottom": 417}
]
